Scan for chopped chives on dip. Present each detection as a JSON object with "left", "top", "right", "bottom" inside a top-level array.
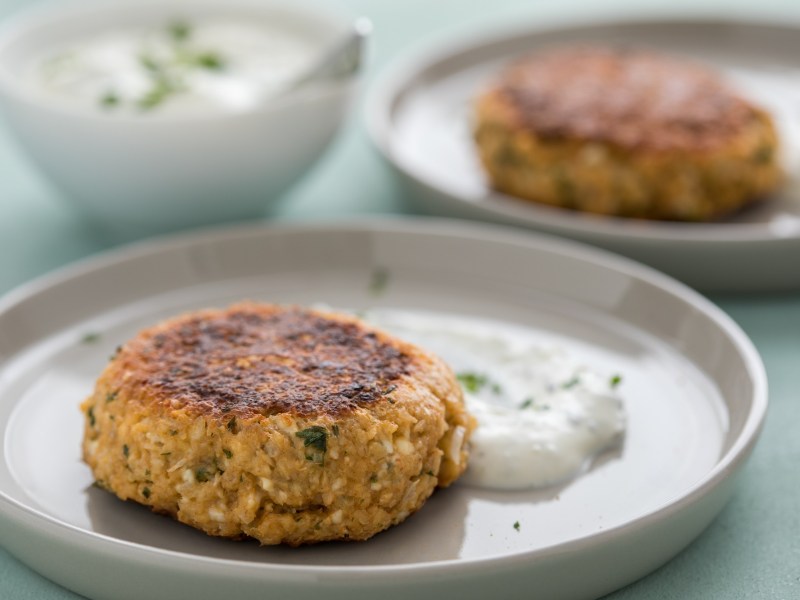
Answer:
[
  {"left": 362, "top": 309, "right": 628, "bottom": 491},
  {"left": 30, "top": 18, "right": 319, "bottom": 114}
]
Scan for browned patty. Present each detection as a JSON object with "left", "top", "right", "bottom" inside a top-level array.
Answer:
[
  {"left": 495, "top": 46, "right": 757, "bottom": 152},
  {"left": 82, "top": 303, "right": 474, "bottom": 545},
  {"left": 474, "top": 46, "right": 782, "bottom": 220},
  {"left": 120, "top": 305, "right": 412, "bottom": 418}
]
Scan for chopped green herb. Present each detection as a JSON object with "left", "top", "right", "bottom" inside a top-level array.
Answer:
[
  {"left": 81, "top": 332, "right": 101, "bottom": 344},
  {"left": 138, "top": 53, "right": 161, "bottom": 73},
  {"left": 142, "top": 487, "right": 151, "bottom": 499},
  {"left": 169, "top": 429, "right": 178, "bottom": 436},
  {"left": 368, "top": 268, "right": 389, "bottom": 296},
  {"left": 513, "top": 521, "right": 521, "bottom": 532},
  {"left": 194, "top": 51, "right": 224, "bottom": 70},
  {"left": 160, "top": 452, "right": 171, "bottom": 457},
  {"left": 495, "top": 144, "right": 521, "bottom": 166},
  {"left": 610, "top": 374, "right": 623, "bottom": 389},
  {"left": 426, "top": 470, "right": 436, "bottom": 477},
  {"left": 122, "top": 444, "right": 129, "bottom": 458},
  {"left": 168, "top": 21, "right": 191, "bottom": 42},
  {"left": 752, "top": 146, "right": 773, "bottom": 164},
  {"left": 456, "top": 372, "right": 488, "bottom": 393},
  {"left": 87, "top": 406, "right": 96, "bottom": 427},
  {"left": 331, "top": 424, "right": 340, "bottom": 437},
  {"left": 369, "top": 474, "right": 378, "bottom": 483},
  {"left": 227, "top": 417, "right": 237, "bottom": 433},
  {"left": 195, "top": 467, "right": 210, "bottom": 482},
  {"left": 519, "top": 398, "right": 534, "bottom": 409},
  {"left": 105, "top": 391, "right": 118, "bottom": 403},
  {"left": 223, "top": 449, "right": 233, "bottom": 459},
  {"left": 491, "top": 382, "right": 503, "bottom": 394},
  {"left": 296, "top": 426, "right": 328, "bottom": 453},
  {"left": 109, "top": 346, "right": 122, "bottom": 360},
  {"left": 137, "top": 78, "right": 176, "bottom": 111},
  {"left": 555, "top": 168, "right": 576, "bottom": 208},
  {"left": 99, "top": 91, "right": 119, "bottom": 109},
  {"left": 561, "top": 376, "right": 580, "bottom": 390}
]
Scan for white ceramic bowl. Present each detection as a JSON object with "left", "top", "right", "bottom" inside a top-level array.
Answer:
[{"left": 0, "top": 0, "right": 364, "bottom": 234}]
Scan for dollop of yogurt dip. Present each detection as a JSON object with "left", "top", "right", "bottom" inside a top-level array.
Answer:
[
  {"left": 365, "top": 309, "right": 627, "bottom": 490},
  {"left": 29, "top": 18, "right": 318, "bottom": 114}
]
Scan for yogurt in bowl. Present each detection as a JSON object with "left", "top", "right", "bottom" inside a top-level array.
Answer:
[
  {"left": 0, "top": 0, "right": 366, "bottom": 235},
  {"left": 30, "top": 18, "right": 323, "bottom": 115}
]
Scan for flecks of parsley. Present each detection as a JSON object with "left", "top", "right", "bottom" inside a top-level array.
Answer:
[
  {"left": 122, "top": 444, "right": 129, "bottom": 458},
  {"left": 193, "top": 51, "right": 224, "bottom": 70},
  {"left": 296, "top": 426, "right": 328, "bottom": 453},
  {"left": 87, "top": 406, "right": 96, "bottom": 427},
  {"left": 752, "top": 146, "right": 773, "bottom": 164},
  {"left": 226, "top": 417, "right": 237, "bottom": 434},
  {"left": 513, "top": 521, "right": 521, "bottom": 532},
  {"left": 99, "top": 91, "right": 119, "bottom": 109},
  {"left": 81, "top": 332, "right": 101, "bottom": 344},
  {"left": 142, "top": 487, "right": 151, "bottom": 499},
  {"left": 561, "top": 376, "right": 581, "bottom": 390},
  {"left": 105, "top": 391, "right": 118, "bottom": 403},
  {"left": 368, "top": 268, "right": 389, "bottom": 296},
  {"left": 168, "top": 21, "right": 191, "bottom": 42},
  {"left": 195, "top": 467, "right": 210, "bottom": 482},
  {"left": 610, "top": 374, "right": 623, "bottom": 389},
  {"left": 223, "top": 449, "right": 233, "bottom": 459},
  {"left": 519, "top": 398, "right": 534, "bottom": 409},
  {"left": 137, "top": 78, "right": 178, "bottom": 111},
  {"left": 138, "top": 53, "right": 161, "bottom": 73},
  {"left": 331, "top": 424, "right": 340, "bottom": 437},
  {"left": 456, "top": 372, "right": 488, "bottom": 394}
]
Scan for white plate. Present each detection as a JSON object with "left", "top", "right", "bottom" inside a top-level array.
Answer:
[
  {"left": 0, "top": 219, "right": 766, "bottom": 600},
  {"left": 367, "top": 17, "right": 800, "bottom": 292}
]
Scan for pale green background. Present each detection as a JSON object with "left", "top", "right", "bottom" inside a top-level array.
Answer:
[{"left": 1, "top": 0, "right": 799, "bottom": 598}]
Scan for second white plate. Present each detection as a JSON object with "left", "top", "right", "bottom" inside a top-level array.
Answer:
[{"left": 368, "top": 16, "right": 800, "bottom": 292}]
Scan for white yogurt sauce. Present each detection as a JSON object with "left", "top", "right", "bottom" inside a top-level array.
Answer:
[
  {"left": 364, "top": 310, "right": 627, "bottom": 491},
  {"left": 29, "top": 19, "right": 319, "bottom": 114}
]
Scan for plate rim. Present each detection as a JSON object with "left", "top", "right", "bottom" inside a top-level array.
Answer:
[
  {"left": 365, "top": 11, "right": 800, "bottom": 246},
  {"left": 0, "top": 217, "right": 768, "bottom": 581}
]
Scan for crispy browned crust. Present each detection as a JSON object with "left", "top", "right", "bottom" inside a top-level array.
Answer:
[
  {"left": 495, "top": 46, "right": 761, "bottom": 152},
  {"left": 112, "top": 303, "right": 413, "bottom": 419}
]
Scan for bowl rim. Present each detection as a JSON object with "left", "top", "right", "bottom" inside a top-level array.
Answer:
[{"left": 0, "top": 0, "right": 365, "bottom": 123}]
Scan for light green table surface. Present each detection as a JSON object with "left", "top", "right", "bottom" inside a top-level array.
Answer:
[{"left": 1, "top": 0, "right": 799, "bottom": 598}]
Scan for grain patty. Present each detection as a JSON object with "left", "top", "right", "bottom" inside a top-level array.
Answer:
[
  {"left": 81, "top": 303, "right": 474, "bottom": 545},
  {"left": 474, "top": 46, "right": 782, "bottom": 220}
]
